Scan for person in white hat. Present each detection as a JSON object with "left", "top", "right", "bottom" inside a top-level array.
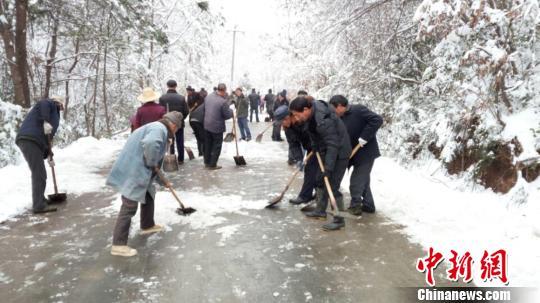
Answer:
[
  {"left": 133, "top": 87, "right": 166, "bottom": 130},
  {"left": 15, "top": 96, "right": 65, "bottom": 214}
]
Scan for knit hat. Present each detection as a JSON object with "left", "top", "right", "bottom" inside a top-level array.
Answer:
[
  {"left": 163, "top": 111, "right": 183, "bottom": 127},
  {"left": 50, "top": 95, "right": 65, "bottom": 106}
]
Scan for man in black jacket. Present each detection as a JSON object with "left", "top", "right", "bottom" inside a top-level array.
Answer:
[
  {"left": 159, "top": 80, "right": 189, "bottom": 163},
  {"left": 248, "top": 88, "right": 260, "bottom": 122},
  {"left": 290, "top": 96, "right": 352, "bottom": 231},
  {"left": 264, "top": 89, "right": 275, "bottom": 120},
  {"left": 329, "top": 95, "right": 383, "bottom": 216}
]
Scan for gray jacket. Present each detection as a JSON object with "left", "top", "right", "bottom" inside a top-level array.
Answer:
[{"left": 203, "top": 92, "right": 233, "bottom": 133}]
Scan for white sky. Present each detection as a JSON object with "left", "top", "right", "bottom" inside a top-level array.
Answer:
[{"left": 207, "top": 0, "right": 290, "bottom": 92}]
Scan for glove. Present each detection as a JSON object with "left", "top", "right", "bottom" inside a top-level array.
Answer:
[
  {"left": 358, "top": 137, "right": 367, "bottom": 147},
  {"left": 47, "top": 158, "right": 55, "bottom": 167},
  {"left": 43, "top": 122, "right": 53, "bottom": 135}
]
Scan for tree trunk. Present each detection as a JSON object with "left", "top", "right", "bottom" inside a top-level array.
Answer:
[
  {"left": 0, "top": 0, "right": 28, "bottom": 107},
  {"left": 102, "top": 13, "right": 112, "bottom": 136},
  {"left": 14, "top": 0, "right": 30, "bottom": 107},
  {"left": 64, "top": 37, "right": 80, "bottom": 120},
  {"left": 44, "top": 17, "right": 59, "bottom": 98}
]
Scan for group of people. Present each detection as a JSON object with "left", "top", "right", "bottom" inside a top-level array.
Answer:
[{"left": 15, "top": 80, "right": 383, "bottom": 257}]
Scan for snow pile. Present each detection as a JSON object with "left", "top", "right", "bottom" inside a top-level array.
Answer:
[
  {"left": 0, "top": 136, "right": 124, "bottom": 222},
  {"left": 342, "top": 157, "right": 540, "bottom": 287},
  {"left": 0, "top": 99, "right": 25, "bottom": 167}
]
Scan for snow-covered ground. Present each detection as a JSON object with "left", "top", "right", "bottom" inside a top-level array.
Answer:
[
  {"left": 342, "top": 157, "right": 540, "bottom": 287},
  {"left": 0, "top": 136, "right": 125, "bottom": 222},
  {"left": 1, "top": 128, "right": 539, "bottom": 288}
]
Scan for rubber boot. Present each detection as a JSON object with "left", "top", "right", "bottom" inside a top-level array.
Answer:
[
  {"left": 322, "top": 216, "right": 345, "bottom": 231},
  {"left": 335, "top": 196, "right": 345, "bottom": 212},
  {"left": 305, "top": 188, "right": 327, "bottom": 219}
]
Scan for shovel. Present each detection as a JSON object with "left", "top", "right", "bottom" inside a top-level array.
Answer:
[
  {"left": 232, "top": 113, "right": 246, "bottom": 166},
  {"left": 266, "top": 151, "right": 314, "bottom": 208},
  {"left": 300, "top": 144, "right": 363, "bottom": 211},
  {"left": 163, "top": 139, "right": 179, "bottom": 172},
  {"left": 224, "top": 132, "right": 234, "bottom": 142},
  {"left": 46, "top": 135, "right": 67, "bottom": 204},
  {"left": 184, "top": 146, "right": 195, "bottom": 160},
  {"left": 315, "top": 152, "right": 340, "bottom": 216},
  {"left": 155, "top": 169, "right": 196, "bottom": 215},
  {"left": 255, "top": 124, "right": 272, "bottom": 143}
]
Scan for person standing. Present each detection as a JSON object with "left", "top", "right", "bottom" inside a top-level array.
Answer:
[
  {"left": 329, "top": 95, "right": 383, "bottom": 216},
  {"left": 107, "top": 111, "right": 183, "bottom": 257},
  {"left": 16, "top": 96, "right": 65, "bottom": 214},
  {"left": 264, "top": 89, "right": 275, "bottom": 120},
  {"left": 271, "top": 92, "right": 288, "bottom": 141},
  {"left": 289, "top": 96, "right": 352, "bottom": 231},
  {"left": 203, "top": 83, "right": 233, "bottom": 170},
  {"left": 134, "top": 87, "right": 166, "bottom": 129},
  {"left": 189, "top": 92, "right": 205, "bottom": 157},
  {"left": 234, "top": 88, "right": 251, "bottom": 141},
  {"left": 200, "top": 88, "right": 208, "bottom": 100},
  {"left": 159, "top": 80, "right": 189, "bottom": 163},
  {"left": 248, "top": 88, "right": 260, "bottom": 122}
]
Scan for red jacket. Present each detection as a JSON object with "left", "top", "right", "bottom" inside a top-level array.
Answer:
[{"left": 134, "top": 102, "right": 166, "bottom": 129}]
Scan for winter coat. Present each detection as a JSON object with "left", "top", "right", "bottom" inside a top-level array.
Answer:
[
  {"left": 106, "top": 121, "right": 169, "bottom": 203},
  {"left": 264, "top": 93, "right": 275, "bottom": 113},
  {"left": 340, "top": 104, "right": 383, "bottom": 166},
  {"left": 274, "top": 98, "right": 289, "bottom": 112},
  {"left": 159, "top": 89, "right": 189, "bottom": 122},
  {"left": 306, "top": 100, "right": 352, "bottom": 172},
  {"left": 235, "top": 94, "right": 249, "bottom": 118},
  {"left": 204, "top": 92, "right": 233, "bottom": 133},
  {"left": 134, "top": 102, "right": 166, "bottom": 129},
  {"left": 248, "top": 93, "right": 260, "bottom": 109},
  {"left": 16, "top": 99, "right": 61, "bottom": 157},
  {"left": 189, "top": 103, "right": 205, "bottom": 124}
]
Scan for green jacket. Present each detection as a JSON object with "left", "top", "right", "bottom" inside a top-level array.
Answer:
[{"left": 235, "top": 94, "right": 249, "bottom": 118}]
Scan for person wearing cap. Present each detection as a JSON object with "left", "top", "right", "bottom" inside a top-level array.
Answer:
[
  {"left": 106, "top": 111, "right": 183, "bottom": 257},
  {"left": 203, "top": 83, "right": 233, "bottom": 170},
  {"left": 134, "top": 87, "right": 166, "bottom": 129},
  {"left": 159, "top": 80, "right": 189, "bottom": 163},
  {"left": 271, "top": 92, "right": 289, "bottom": 141},
  {"left": 16, "top": 96, "right": 65, "bottom": 214}
]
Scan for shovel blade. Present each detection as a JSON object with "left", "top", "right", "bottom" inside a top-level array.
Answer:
[
  {"left": 185, "top": 147, "right": 195, "bottom": 160},
  {"left": 265, "top": 194, "right": 283, "bottom": 208},
  {"left": 255, "top": 133, "right": 263, "bottom": 143},
  {"left": 48, "top": 193, "right": 67, "bottom": 204},
  {"left": 163, "top": 154, "right": 179, "bottom": 172},
  {"left": 224, "top": 133, "right": 234, "bottom": 142},
  {"left": 176, "top": 207, "right": 196, "bottom": 216},
  {"left": 234, "top": 156, "right": 247, "bottom": 166}
]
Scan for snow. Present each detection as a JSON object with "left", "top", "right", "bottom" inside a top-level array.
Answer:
[
  {"left": 0, "top": 136, "right": 124, "bottom": 222},
  {"left": 342, "top": 157, "right": 540, "bottom": 287},
  {"left": 501, "top": 108, "right": 540, "bottom": 161}
]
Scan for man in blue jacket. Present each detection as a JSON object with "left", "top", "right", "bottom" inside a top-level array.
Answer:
[
  {"left": 329, "top": 95, "right": 383, "bottom": 216},
  {"left": 106, "top": 111, "right": 183, "bottom": 257},
  {"left": 16, "top": 96, "right": 64, "bottom": 214}
]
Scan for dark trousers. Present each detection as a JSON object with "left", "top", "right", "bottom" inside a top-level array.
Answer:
[
  {"left": 350, "top": 159, "right": 376, "bottom": 211},
  {"left": 250, "top": 108, "right": 259, "bottom": 122},
  {"left": 170, "top": 127, "right": 185, "bottom": 162},
  {"left": 112, "top": 193, "right": 155, "bottom": 245},
  {"left": 298, "top": 154, "right": 317, "bottom": 200},
  {"left": 17, "top": 140, "right": 47, "bottom": 211},
  {"left": 271, "top": 122, "right": 282, "bottom": 140},
  {"left": 237, "top": 117, "right": 251, "bottom": 140},
  {"left": 203, "top": 130, "right": 224, "bottom": 167},
  {"left": 190, "top": 121, "right": 205, "bottom": 156},
  {"left": 315, "top": 157, "right": 348, "bottom": 212}
]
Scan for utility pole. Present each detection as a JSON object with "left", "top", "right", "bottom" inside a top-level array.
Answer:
[{"left": 228, "top": 26, "right": 244, "bottom": 89}]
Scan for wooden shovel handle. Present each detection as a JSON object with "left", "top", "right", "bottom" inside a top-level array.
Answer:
[
  {"left": 47, "top": 135, "right": 59, "bottom": 194},
  {"left": 349, "top": 143, "right": 362, "bottom": 159},
  {"left": 232, "top": 112, "right": 240, "bottom": 157},
  {"left": 155, "top": 169, "right": 186, "bottom": 209},
  {"left": 315, "top": 152, "right": 339, "bottom": 216}
]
